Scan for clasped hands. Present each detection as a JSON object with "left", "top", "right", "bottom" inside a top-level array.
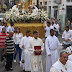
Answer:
[{"left": 34, "top": 49, "right": 42, "bottom": 53}]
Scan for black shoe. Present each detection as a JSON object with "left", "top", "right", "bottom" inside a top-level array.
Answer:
[
  {"left": 5, "top": 68, "right": 10, "bottom": 71},
  {"left": 23, "top": 70, "right": 25, "bottom": 72},
  {"left": 9, "top": 68, "right": 13, "bottom": 71}
]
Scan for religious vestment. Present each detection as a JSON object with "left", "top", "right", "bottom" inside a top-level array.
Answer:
[
  {"left": 45, "top": 35, "right": 62, "bottom": 72},
  {"left": 68, "top": 54, "right": 72, "bottom": 62},
  {"left": 50, "top": 60, "right": 72, "bottom": 72},
  {"left": 19, "top": 36, "right": 32, "bottom": 71},
  {"left": 28, "top": 37, "right": 44, "bottom": 72}
]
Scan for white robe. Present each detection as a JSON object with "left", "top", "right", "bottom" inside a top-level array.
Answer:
[
  {"left": 19, "top": 36, "right": 32, "bottom": 71},
  {"left": 50, "top": 60, "right": 72, "bottom": 72},
  {"left": 28, "top": 37, "right": 44, "bottom": 72},
  {"left": 45, "top": 35, "right": 62, "bottom": 72}
]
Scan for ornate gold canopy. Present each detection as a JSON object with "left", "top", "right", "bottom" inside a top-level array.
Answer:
[{"left": 16, "top": 0, "right": 32, "bottom": 11}]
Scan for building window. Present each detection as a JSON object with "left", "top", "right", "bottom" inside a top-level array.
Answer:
[
  {"left": 45, "top": 1, "right": 47, "bottom": 5},
  {"left": 44, "top": 6, "right": 47, "bottom": 11},
  {"left": 67, "top": 0, "right": 70, "bottom": 2},
  {"left": 40, "top": 2, "right": 42, "bottom": 5}
]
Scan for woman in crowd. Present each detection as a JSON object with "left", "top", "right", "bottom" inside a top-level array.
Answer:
[{"left": 13, "top": 27, "right": 23, "bottom": 63}]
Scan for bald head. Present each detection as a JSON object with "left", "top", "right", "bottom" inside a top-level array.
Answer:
[{"left": 9, "top": 32, "right": 14, "bottom": 37}]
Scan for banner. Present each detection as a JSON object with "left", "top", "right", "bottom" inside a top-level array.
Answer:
[{"left": 56, "top": 0, "right": 61, "bottom": 4}]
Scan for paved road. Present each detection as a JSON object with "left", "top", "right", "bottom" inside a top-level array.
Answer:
[{"left": 0, "top": 35, "right": 63, "bottom": 72}]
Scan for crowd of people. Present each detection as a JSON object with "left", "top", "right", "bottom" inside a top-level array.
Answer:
[{"left": 0, "top": 18, "right": 72, "bottom": 72}]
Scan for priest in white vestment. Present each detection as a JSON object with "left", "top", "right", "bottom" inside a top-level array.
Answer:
[
  {"left": 50, "top": 51, "right": 72, "bottom": 72},
  {"left": 45, "top": 29, "right": 62, "bottom": 72},
  {"left": 19, "top": 30, "right": 32, "bottom": 72},
  {"left": 28, "top": 31, "right": 44, "bottom": 72}
]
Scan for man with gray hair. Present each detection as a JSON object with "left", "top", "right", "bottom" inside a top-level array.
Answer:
[{"left": 50, "top": 51, "right": 72, "bottom": 72}]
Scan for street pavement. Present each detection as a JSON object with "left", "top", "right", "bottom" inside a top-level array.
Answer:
[{"left": 0, "top": 35, "right": 63, "bottom": 72}]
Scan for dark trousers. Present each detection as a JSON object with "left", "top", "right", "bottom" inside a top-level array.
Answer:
[
  {"left": 5, "top": 53, "right": 13, "bottom": 69},
  {"left": 0, "top": 48, "right": 4, "bottom": 61}
]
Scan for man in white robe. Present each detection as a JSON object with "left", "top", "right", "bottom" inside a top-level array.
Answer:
[
  {"left": 19, "top": 30, "right": 32, "bottom": 72},
  {"left": 50, "top": 51, "right": 72, "bottom": 72},
  {"left": 28, "top": 31, "right": 44, "bottom": 72},
  {"left": 45, "top": 29, "right": 62, "bottom": 72}
]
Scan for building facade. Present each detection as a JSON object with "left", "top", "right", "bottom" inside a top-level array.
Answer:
[
  {"left": 32, "top": 0, "right": 48, "bottom": 11},
  {"left": 48, "top": 0, "right": 72, "bottom": 30}
]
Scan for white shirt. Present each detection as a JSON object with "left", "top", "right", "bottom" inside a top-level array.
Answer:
[
  {"left": 13, "top": 33, "right": 23, "bottom": 44},
  {"left": 53, "top": 24, "right": 59, "bottom": 31},
  {"left": 50, "top": 25, "right": 54, "bottom": 29},
  {"left": 62, "top": 30, "right": 72, "bottom": 45},
  {"left": 7, "top": 26, "right": 14, "bottom": 32},
  {"left": 66, "top": 46, "right": 72, "bottom": 54},
  {"left": 45, "top": 26, "right": 52, "bottom": 37}
]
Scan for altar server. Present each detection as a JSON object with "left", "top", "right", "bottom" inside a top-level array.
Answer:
[
  {"left": 45, "top": 29, "right": 62, "bottom": 72},
  {"left": 28, "top": 31, "right": 44, "bottom": 72},
  {"left": 50, "top": 51, "right": 72, "bottom": 72},
  {"left": 19, "top": 30, "right": 32, "bottom": 72}
]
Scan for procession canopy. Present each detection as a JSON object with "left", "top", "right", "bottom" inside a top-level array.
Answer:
[{"left": 16, "top": 0, "right": 32, "bottom": 10}]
